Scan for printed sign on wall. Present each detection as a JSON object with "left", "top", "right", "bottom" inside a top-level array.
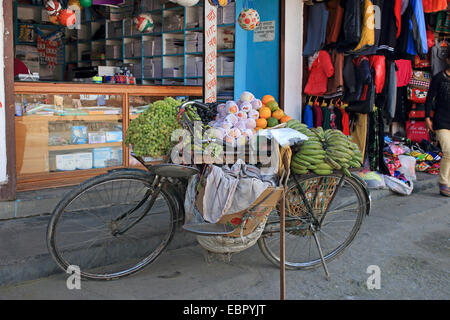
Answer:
[
  {"left": 204, "top": 1, "right": 217, "bottom": 103},
  {"left": 254, "top": 20, "right": 276, "bottom": 42}
]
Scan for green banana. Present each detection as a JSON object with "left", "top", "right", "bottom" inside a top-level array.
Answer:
[
  {"left": 313, "top": 169, "right": 333, "bottom": 176},
  {"left": 292, "top": 168, "right": 309, "bottom": 175},
  {"left": 327, "top": 150, "right": 352, "bottom": 160},
  {"left": 316, "top": 163, "right": 333, "bottom": 170},
  {"left": 342, "top": 167, "right": 352, "bottom": 177},
  {"left": 291, "top": 163, "right": 309, "bottom": 171},
  {"left": 295, "top": 155, "right": 323, "bottom": 164},
  {"left": 325, "top": 156, "right": 342, "bottom": 170},
  {"left": 292, "top": 158, "right": 312, "bottom": 167},
  {"left": 300, "top": 149, "right": 326, "bottom": 156},
  {"left": 349, "top": 160, "right": 362, "bottom": 168}
]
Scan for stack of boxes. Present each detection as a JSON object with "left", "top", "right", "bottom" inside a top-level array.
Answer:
[
  {"left": 164, "top": 38, "right": 184, "bottom": 55},
  {"left": 141, "top": 0, "right": 163, "bottom": 11},
  {"left": 217, "top": 4, "right": 236, "bottom": 25},
  {"left": 217, "top": 56, "right": 234, "bottom": 76},
  {"left": 185, "top": 32, "right": 203, "bottom": 53},
  {"left": 143, "top": 57, "right": 162, "bottom": 79}
]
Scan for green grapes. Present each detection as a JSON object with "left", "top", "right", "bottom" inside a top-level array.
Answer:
[{"left": 125, "top": 97, "right": 183, "bottom": 157}]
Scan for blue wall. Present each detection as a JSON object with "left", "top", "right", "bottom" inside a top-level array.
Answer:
[{"left": 234, "top": 0, "right": 280, "bottom": 102}]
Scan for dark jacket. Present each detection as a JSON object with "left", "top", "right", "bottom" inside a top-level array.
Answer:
[
  {"left": 336, "top": 0, "right": 362, "bottom": 53},
  {"left": 425, "top": 71, "right": 450, "bottom": 130}
]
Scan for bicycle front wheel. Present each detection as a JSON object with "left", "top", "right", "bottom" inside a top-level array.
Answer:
[
  {"left": 258, "top": 172, "right": 368, "bottom": 270},
  {"left": 47, "top": 170, "right": 177, "bottom": 280}
]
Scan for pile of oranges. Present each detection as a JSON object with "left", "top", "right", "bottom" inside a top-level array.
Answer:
[{"left": 255, "top": 95, "right": 292, "bottom": 132}]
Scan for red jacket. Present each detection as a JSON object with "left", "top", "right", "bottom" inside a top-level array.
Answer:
[
  {"left": 304, "top": 50, "right": 335, "bottom": 96},
  {"left": 369, "top": 55, "right": 386, "bottom": 94}
]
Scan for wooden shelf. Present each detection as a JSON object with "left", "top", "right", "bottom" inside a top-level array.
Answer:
[
  {"left": 48, "top": 142, "right": 123, "bottom": 151},
  {"left": 16, "top": 115, "right": 123, "bottom": 122}
]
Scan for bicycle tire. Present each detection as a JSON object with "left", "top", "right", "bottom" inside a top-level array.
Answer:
[
  {"left": 258, "top": 172, "right": 368, "bottom": 270},
  {"left": 47, "top": 170, "right": 177, "bottom": 280}
]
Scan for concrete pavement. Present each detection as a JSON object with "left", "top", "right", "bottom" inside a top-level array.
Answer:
[{"left": 0, "top": 177, "right": 448, "bottom": 300}]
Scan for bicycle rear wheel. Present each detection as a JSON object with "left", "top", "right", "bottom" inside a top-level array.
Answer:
[
  {"left": 47, "top": 170, "right": 177, "bottom": 280},
  {"left": 258, "top": 172, "right": 368, "bottom": 270}
]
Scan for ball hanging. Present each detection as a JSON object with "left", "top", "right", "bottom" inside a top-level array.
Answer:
[
  {"left": 238, "top": 8, "right": 260, "bottom": 31},
  {"left": 45, "top": 0, "right": 62, "bottom": 16},
  {"left": 134, "top": 13, "right": 154, "bottom": 33}
]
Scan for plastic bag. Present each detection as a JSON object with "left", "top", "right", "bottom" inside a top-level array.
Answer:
[
  {"left": 357, "top": 171, "right": 386, "bottom": 189},
  {"left": 398, "top": 155, "right": 417, "bottom": 181},
  {"left": 384, "top": 175, "right": 414, "bottom": 196}
]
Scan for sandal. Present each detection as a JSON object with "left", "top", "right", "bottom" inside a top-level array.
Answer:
[{"left": 439, "top": 184, "right": 450, "bottom": 197}]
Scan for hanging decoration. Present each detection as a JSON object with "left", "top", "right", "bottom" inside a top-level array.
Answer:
[
  {"left": 175, "top": 0, "right": 200, "bottom": 7},
  {"left": 80, "top": 0, "right": 93, "bottom": 7},
  {"left": 58, "top": 9, "right": 77, "bottom": 26},
  {"left": 238, "top": 8, "right": 260, "bottom": 31},
  {"left": 208, "top": 0, "right": 232, "bottom": 7},
  {"left": 68, "top": 0, "right": 82, "bottom": 10},
  {"left": 45, "top": 0, "right": 62, "bottom": 16},
  {"left": 134, "top": 13, "right": 154, "bottom": 33}
]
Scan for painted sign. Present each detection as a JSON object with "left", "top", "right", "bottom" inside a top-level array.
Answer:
[
  {"left": 254, "top": 20, "right": 276, "bottom": 42},
  {"left": 204, "top": 1, "right": 217, "bottom": 103}
]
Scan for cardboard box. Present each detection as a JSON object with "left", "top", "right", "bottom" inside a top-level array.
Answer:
[
  {"left": 75, "top": 152, "right": 93, "bottom": 170},
  {"left": 71, "top": 126, "right": 88, "bottom": 145},
  {"left": 56, "top": 154, "right": 77, "bottom": 171},
  {"left": 93, "top": 148, "right": 112, "bottom": 168},
  {"left": 89, "top": 132, "right": 107, "bottom": 144}
]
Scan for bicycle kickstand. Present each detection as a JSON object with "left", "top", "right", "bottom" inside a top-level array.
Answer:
[{"left": 311, "top": 226, "right": 331, "bottom": 281}]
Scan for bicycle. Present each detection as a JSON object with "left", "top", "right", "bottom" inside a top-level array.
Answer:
[{"left": 46, "top": 101, "right": 371, "bottom": 281}]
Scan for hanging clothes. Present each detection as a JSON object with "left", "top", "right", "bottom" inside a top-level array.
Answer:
[
  {"left": 325, "top": 0, "right": 344, "bottom": 45},
  {"left": 303, "top": 103, "right": 314, "bottom": 128},
  {"left": 313, "top": 102, "right": 324, "bottom": 127},
  {"left": 395, "top": 1, "right": 414, "bottom": 58},
  {"left": 351, "top": 0, "right": 376, "bottom": 53},
  {"left": 394, "top": 0, "right": 402, "bottom": 38},
  {"left": 343, "top": 55, "right": 358, "bottom": 102},
  {"left": 435, "top": 10, "right": 450, "bottom": 34},
  {"left": 336, "top": 0, "right": 362, "bottom": 53},
  {"left": 341, "top": 107, "right": 350, "bottom": 136},
  {"left": 322, "top": 104, "right": 332, "bottom": 130},
  {"left": 325, "top": 49, "right": 344, "bottom": 98},
  {"left": 378, "top": 0, "right": 398, "bottom": 55},
  {"left": 350, "top": 113, "right": 368, "bottom": 161},
  {"left": 431, "top": 40, "right": 450, "bottom": 76},
  {"left": 395, "top": 59, "right": 413, "bottom": 87},
  {"left": 393, "top": 86, "right": 410, "bottom": 123},
  {"left": 304, "top": 50, "right": 335, "bottom": 96},
  {"left": 358, "top": 0, "right": 384, "bottom": 55},
  {"left": 369, "top": 55, "right": 386, "bottom": 94},
  {"left": 334, "top": 106, "right": 343, "bottom": 131},
  {"left": 353, "top": 56, "right": 372, "bottom": 102},
  {"left": 422, "top": 0, "right": 448, "bottom": 13},
  {"left": 303, "top": 3, "right": 329, "bottom": 57},
  {"left": 406, "top": 0, "right": 429, "bottom": 57},
  {"left": 385, "top": 60, "right": 398, "bottom": 122},
  {"left": 330, "top": 106, "right": 337, "bottom": 129}
]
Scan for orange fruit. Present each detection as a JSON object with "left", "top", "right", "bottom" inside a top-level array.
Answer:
[
  {"left": 280, "top": 115, "right": 292, "bottom": 123},
  {"left": 256, "top": 118, "right": 268, "bottom": 128},
  {"left": 262, "top": 95, "right": 275, "bottom": 105},
  {"left": 259, "top": 107, "right": 272, "bottom": 119},
  {"left": 272, "top": 109, "right": 284, "bottom": 120}
]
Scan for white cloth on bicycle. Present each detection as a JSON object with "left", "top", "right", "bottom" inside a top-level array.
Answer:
[{"left": 202, "top": 159, "right": 272, "bottom": 223}]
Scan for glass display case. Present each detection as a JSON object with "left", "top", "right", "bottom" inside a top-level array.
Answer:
[{"left": 14, "top": 82, "right": 203, "bottom": 191}]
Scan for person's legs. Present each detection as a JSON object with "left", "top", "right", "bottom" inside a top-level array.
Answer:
[{"left": 435, "top": 129, "right": 450, "bottom": 196}]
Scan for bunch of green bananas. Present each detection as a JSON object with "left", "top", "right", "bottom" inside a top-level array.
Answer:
[
  {"left": 321, "top": 129, "right": 362, "bottom": 177},
  {"left": 286, "top": 120, "right": 363, "bottom": 176}
]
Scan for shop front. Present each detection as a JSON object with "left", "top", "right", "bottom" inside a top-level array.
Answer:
[{"left": 0, "top": 0, "right": 298, "bottom": 197}]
